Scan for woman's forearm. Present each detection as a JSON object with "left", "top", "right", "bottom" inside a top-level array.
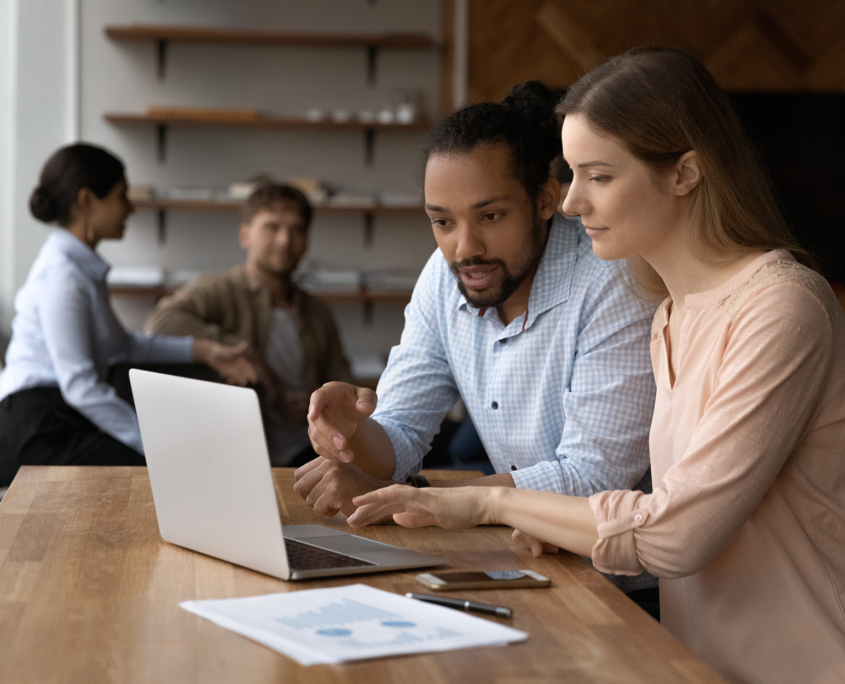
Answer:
[{"left": 485, "top": 488, "right": 599, "bottom": 557}]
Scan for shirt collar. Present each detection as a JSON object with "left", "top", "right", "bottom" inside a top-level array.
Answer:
[
  {"left": 457, "top": 213, "right": 581, "bottom": 333},
  {"left": 48, "top": 229, "right": 110, "bottom": 282}
]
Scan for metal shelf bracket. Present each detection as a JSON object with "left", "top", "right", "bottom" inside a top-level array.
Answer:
[
  {"left": 364, "top": 128, "right": 375, "bottom": 166},
  {"left": 156, "top": 39, "right": 168, "bottom": 81},
  {"left": 156, "top": 124, "right": 168, "bottom": 163},
  {"left": 363, "top": 211, "right": 375, "bottom": 246},
  {"left": 157, "top": 209, "right": 167, "bottom": 244},
  {"left": 366, "top": 44, "right": 379, "bottom": 86}
]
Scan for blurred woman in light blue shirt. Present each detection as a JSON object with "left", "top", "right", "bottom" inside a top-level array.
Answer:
[{"left": 0, "top": 143, "right": 256, "bottom": 486}]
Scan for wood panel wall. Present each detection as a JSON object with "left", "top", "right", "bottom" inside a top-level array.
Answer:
[{"left": 468, "top": 0, "right": 845, "bottom": 102}]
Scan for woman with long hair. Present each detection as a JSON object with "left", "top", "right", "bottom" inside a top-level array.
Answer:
[
  {"left": 0, "top": 143, "right": 256, "bottom": 487},
  {"left": 346, "top": 49, "right": 845, "bottom": 683}
]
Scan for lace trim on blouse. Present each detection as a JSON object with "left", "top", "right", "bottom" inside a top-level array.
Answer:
[
  {"left": 717, "top": 260, "right": 838, "bottom": 329},
  {"left": 650, "top": 260, "right": 837, "bottom": 344}
]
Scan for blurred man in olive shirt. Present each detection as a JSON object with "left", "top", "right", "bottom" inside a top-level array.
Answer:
[{"left": 146, "top": 183, "right": 352, "bottom": 465}]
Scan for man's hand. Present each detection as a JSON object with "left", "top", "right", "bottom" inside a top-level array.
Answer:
[
  {"left": 293, "top": 457, "right": 391, "bottom": 518},
  {"left": 307, "top": 382, "right": 378, "bottom": 463},
  {"left": 194, "top": 339, "right": 258, "bottom": 387}
]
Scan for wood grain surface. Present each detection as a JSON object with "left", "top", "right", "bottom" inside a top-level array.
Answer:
[
  {"left": 467, "top": 0, "right": 845, "bottom": 103},
  {"left": 0, "top": 466, "right": 726, "bottom": 684}
]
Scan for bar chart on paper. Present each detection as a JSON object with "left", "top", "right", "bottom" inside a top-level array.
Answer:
[{"left": 180, "top": 584, "right": 528, "bottom": 665}]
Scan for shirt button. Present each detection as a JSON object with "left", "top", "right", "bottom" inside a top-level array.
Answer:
[
  {"left": 491, "top": 401, "right": 498, "bottom": 409},
  {"left": 499, "top": 338, "right": 507, "bottom": 344},
  {"left": 634, "top": 513, "right": 643, "bottom": 523}
]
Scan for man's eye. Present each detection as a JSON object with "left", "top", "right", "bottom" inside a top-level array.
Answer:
[
  {"left": 431, "top": 218, "right": 449, "bottom": 228},
  {"left": 482, "top": 212, "right": 501, "bottom": 221}
]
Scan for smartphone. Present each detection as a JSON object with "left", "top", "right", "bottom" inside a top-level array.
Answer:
[{"left": 416, "top": 569, "right": 550, "bottom": 591}]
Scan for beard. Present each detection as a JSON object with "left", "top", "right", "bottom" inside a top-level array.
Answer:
[
  {"left": 450, "top": 210, "right": 547, "bottom": 309},
  {"left": 255, "top": 255, "right": 297, "bottom": 280}
]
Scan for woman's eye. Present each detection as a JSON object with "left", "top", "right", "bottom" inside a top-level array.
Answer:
[{"left": 589, "top": 175, "right": 610, "bottom": 184}]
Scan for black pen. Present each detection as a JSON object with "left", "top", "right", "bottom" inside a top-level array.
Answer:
[{"left": 405, "top": 593, "right": 513, "bottom": 618}]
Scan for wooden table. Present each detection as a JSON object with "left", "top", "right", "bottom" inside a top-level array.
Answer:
[{"left": 0, "top": 467, "right": 726, "bottom": 683}]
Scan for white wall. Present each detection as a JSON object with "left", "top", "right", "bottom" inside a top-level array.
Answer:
[
  {"left": 1, "top": 0, "right": 443, "bottom": 362},
  {"left": 0, "top": 0, "right": 79, "bottom": 336},
  {"left": 0, "top": 0, "right": 15, "bottom": 340},
  {"left": 87, "top": 0, "right": 441, "bottom": 360}
]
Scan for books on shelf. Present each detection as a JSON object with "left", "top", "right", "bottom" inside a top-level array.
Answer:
[
  {"left": 365, "top": 270, "right": 418, "bottom": 292},
  {"left": 166, "top": 187, "right": 217, "bottom": 201},
  {"left": 106, "top": 266, "right": 167, "bottom": 288},
  {"left": 129, "top": 183, "right": 424, "bottom": 210},
  {"left": 296, "top": 268, "right": 363, "bottom": 292}
]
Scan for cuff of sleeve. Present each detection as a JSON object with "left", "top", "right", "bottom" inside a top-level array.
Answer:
[
  {"left": 589, "top": 489, "right": 649, "bottom": 576},
  {"left": 376, "top": 418, "right": 422, "bottom": 483},
  {"left": 163, "top": 335, "right": 195, "bottom": 363},
  {"left": 511, "top": 462, "right": 564, "bottom": 492}
]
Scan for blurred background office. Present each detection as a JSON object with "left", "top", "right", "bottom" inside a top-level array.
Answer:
[{"left": 1, "top": 0, "right": 844, "bottom": 481}]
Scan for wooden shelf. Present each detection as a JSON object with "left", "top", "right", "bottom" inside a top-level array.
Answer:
[
  {"left": 108, "top": 286, "right": 412, "bottom": 303},
  {"left": 105, "top": 113, "right": 430, "bottom": 131},
  {"left": 132, "top": 198, "right": 423, "bottom": 214},
  {"left": 106, "top": 113, "right": 429, "bottom": 165},
  {"left": 105, "top": 25, "right": 435, "bottom": 49}
]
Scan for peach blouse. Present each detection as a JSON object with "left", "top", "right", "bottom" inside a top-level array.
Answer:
[{"left": 590, "top": 251, "right": 845, "bottom": 684}]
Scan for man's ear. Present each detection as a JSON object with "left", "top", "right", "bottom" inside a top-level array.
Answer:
[
  {"left": 674, "top": 151, "right": 703, "bottom": 197},
  {"left": 537, "top": 176, "right": 562, "bottom": 220},
  {"left": 238, "top": 222, "right": 251, "bottom": 250}
]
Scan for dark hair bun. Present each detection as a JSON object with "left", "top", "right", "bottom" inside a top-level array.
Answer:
[
  {"left": 29, "top": 186, "right": 59, "bottom": 223},
  {"left": 30, "top": 143, "right": 125, "bottom": 225},
  {"left": 502, "top": 81, "right": 561, "bottom": 122}
]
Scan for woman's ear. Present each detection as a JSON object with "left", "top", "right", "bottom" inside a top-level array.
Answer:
[
  {"left": 76, "top": 187, "right": 95, "bottom": 216},
  {"left": 537, "top": 175, "right": 562, "bottom": 220},
  {"left": 674, "top": 151, "right": 703, "bottom": 197}
]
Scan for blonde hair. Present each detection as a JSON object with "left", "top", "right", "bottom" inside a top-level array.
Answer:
[{"left": 557, "top": 47, "right": 813, "bottom": 298}]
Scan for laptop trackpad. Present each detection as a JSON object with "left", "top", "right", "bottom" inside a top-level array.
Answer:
[{"left": 313, "top": 535, "right": 389, "bottom": 556}]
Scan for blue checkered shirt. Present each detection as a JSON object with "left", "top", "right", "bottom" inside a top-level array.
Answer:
[{"left": 373, "top": 214, "right": 657, "bottom": 496}]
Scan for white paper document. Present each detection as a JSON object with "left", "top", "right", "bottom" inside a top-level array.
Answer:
[{"left": 180, "top": 584, "right": 528, "bottom": 666}]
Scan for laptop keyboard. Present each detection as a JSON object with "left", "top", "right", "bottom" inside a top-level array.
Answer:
[{"left": 284, "top": 537, "right": 376, "bottom": 570}]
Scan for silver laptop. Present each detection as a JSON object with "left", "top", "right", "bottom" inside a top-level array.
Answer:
[{"left": 129, "top": 369, "right": 445, "bottom": 580}]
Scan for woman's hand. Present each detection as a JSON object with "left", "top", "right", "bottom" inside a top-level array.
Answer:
[
  {"left": 512, "top": 529, "right": 560, "bottom": 557},
  {"left": 347, "top": 485, "right": 498, "bottom": 529},
  {"left": 193, "top": 339, "right": 258, "bottom": 387}
]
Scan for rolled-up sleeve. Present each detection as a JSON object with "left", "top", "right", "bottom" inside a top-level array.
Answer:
[
  {"left": 589, "top": 285, "right": 832, "bottom": 578},
  {"left": 513, "top": 267, "right": 656, "bottom": 495},
  {"left": 372, "top": 256, "right": 460, "bottom": 482}
]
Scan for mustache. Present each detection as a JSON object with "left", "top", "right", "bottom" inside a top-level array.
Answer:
[{"left": 450, "top": 256, "right": 506, "bottom": 272}]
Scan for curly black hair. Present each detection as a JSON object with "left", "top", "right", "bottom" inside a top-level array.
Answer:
[{"left": 425, "top": 81, "right": 564, "bottom": 201}]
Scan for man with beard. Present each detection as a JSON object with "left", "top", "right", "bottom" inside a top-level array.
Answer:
[
  {"left": 145, "top": 183, "right": 352, "bottom": 466},
  {"left": 295, "top": 83, "right": 657, "bottom": 577}
]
